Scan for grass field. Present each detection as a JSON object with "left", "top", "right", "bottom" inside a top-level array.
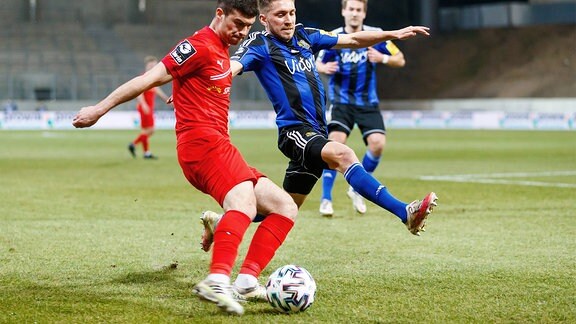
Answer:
[{"left": 1, "top": 128, "right": 575, "bottom": 323}]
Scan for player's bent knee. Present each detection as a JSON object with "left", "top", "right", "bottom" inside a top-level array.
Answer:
[
  {"left": 333, "top": 145, "right": 359, "bottom": 172},
  {"left": 323, "top": 142, "right": 357, "bottom": 169},
  {"left": 282, "top": 201, "right": 299, "bottom": 221},
  {"left": 272, "top": 194, "right": 298, "bottom": 221},
  {"left": 367, "top": 135, "right": 386, "bottom": 154},
  {"left": 227, "top": 204, "right": 258, "bottom": 219}
]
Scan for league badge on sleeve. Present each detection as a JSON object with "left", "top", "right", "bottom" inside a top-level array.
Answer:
[
  {"left": 170, "top": 40, "right": 196, "bottom": 65},
  {"left": 319, "top": 29, "right": 337, "bottom": 37}
]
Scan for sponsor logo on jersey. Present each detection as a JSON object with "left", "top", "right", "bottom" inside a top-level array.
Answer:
[
  {"left": 206, "top": 85, "right": 231, "bottom": 95},
  {"left": 284, "top": 56, "right": 315, "bottom": 75},
  {"left": 341, "top": 50, "right": 368, "bottom": 64},
  {"left": 170, "top": 40, "right": 196, "bottom": 65}
]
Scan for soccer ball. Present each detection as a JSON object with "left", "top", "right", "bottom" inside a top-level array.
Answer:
[{"left": 265, "top": 264, "right": 316, "bottom": 313}]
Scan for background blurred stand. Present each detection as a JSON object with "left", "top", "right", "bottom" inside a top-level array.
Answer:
[
  {"left": 3, "top": 100, "right": 18, "bottom": 113},
  {"left": 35, "top": 101, "right": 47, "bottom": 112}
]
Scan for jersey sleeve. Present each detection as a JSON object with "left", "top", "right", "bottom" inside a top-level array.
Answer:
[
  {"left": 161, "top": 38, "right": 205, "bottom": 79},
  {"left": 302, "top": 27, "right": 339, "bottom": 54},
  {"left": 231, "top": 33, "right": 267, "bottom": 73},
  {"left": 374, "top": 40, "right": 400, "bottom": 56}
]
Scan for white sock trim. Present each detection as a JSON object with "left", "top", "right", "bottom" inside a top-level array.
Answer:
[
  {"left": 234, "top": 273, "right": 258, "bottom": 289},
  {"left": 207, "top": 273, "right": 230, "bottom": 284}
]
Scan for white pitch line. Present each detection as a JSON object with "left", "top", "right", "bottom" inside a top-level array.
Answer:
[{"left": 420, "top": 171, "right": 576, "bottom": 188}]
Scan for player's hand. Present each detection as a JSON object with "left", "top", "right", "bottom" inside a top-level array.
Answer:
[
  {"left": 72, "top": 106, "right": 103, "bottom": 128},
  {"left": 166, "top": 95, "right": 173, "bottom": 104},
  {"left": 367, "top": 47, "right": 384, "bottom": 63},
  {"left": 393, "top": 26, "right": 430, "bottom": 40},
  {"left": 317, "top": 61, "right": 339, "bottom": 75}
]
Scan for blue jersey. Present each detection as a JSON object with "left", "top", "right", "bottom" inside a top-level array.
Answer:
[
  {"left": 317, "top": 25, "right": 399, "bottom": 107},
  {"left": 232, "top": 24, "right": 338, "bottom": 134}
]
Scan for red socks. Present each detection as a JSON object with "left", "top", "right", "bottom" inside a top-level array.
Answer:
[
  {"left": 239, "top": 213, "right": 294, "bottom": 278},
  {"left": 142, "top": 136, "right": 149, "bottom": 152},
  {"left": 209, "top": 212, "right": 295, "bottom": 278},
  {"left": 133, "top": 134, "right": 149, "bottom": 152},
  {"left": 210, "top": 210, "right": 252, "bottom": 275}
]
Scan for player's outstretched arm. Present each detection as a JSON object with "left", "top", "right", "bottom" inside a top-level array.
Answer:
[
  {"left": 72, "top": 62, "right": 172, "bottom": 128},
  {"left": 333, "top": 26, "right": 430, "bottom": 50},
  {"left": 230, "top": 60, "right": 244, "bottom": 78}
]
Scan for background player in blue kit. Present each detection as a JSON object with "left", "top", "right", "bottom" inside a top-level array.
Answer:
[{"left": 316, "top": 0, "right": 407, "bottom": 217}]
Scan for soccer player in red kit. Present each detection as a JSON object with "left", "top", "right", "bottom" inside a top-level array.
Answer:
[
  {"left": 72, "top": 0, "right": 297, "bottom": 316},
  {"left": 128, "top": 56, "right": 170, "bottom": 160}
]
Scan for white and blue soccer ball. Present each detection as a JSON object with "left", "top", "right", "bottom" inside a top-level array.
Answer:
[{"left": 265, "top": 264, "right": 317, "bottom": 313}]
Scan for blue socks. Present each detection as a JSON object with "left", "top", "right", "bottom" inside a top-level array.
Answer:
[
  {"left": 321, "top": 169, "right": 338, "bottom": 201},
  {"left": 322, "top": 150, "right": 380, "bottom": 202},
  {"left": 344, "top": 163, "right": 408, "bottom": 222},
  {"left": 362, "top": 150, "right": 380, "bottom": 173}
]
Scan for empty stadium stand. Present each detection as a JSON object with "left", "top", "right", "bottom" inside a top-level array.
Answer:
[{"left": 0, "top": 0, "right": 573, "bottom": 108}]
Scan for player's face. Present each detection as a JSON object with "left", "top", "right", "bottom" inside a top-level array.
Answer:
[
  {"left": 342, "top": 0, "right": 366, "bottom": 30},
  {"left": 261, "top": 0, "right": 296, "bottom": 42},
  {"left": 217, "top": 9, "right": 256, "bottom": 45}
]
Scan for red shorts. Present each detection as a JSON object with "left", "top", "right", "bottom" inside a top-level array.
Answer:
[
  {"left": 177, "top": 128, "right": 265, "bottom": 206},
  {"left": 138, "top": 110, "right": 154, "bottom": 128}
]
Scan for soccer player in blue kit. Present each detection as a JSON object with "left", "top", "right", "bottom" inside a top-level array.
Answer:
[
  {"left": 201, "top": 0, "right": 437, "bottom": 256},
  {"left": 227, "top": 0, "right": 437, "bottom": 236},
  {"left": 316, "top": 0, "right": 407, "bottom": 217}
]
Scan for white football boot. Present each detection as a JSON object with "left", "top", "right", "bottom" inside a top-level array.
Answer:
[
  {"left": 319, "top": 199, "right": 334, "bottom": 217},
  {"left": 347, "top": 187, "right": 367, "bottom": 214},
  {"left": 232, "top": 283, "right": 268, "bottom": 303},
  {"left": 200, "top": 211, "right": 221, "bottom": 252},
  {"left": 193, "top": 279, "right": 244, "bottom": 315}
]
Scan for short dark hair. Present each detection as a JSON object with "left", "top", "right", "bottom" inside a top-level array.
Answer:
[
  {"left": 259, "top": 0, "right": 293, "bottom": 14},
  {"left": 342, "top": 0, "right": 368, "bottom": 11},
  {"left": 217, "top": 0, "right": 259, "bottom": 17}
]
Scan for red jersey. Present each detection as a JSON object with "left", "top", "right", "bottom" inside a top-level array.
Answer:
[
  {"left": 137, "top": 88, "right": 156, "bottom": 113},
  {"left": 162, "top": 27, "right": 232, "bottom": 140}
]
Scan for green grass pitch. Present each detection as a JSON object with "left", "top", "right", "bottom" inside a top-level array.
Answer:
[{"left": 1, "top": 129, "right": 575, "bottom": 323}]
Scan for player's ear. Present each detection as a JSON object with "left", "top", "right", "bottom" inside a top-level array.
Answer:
[
  {"left": 215, "top": 7, "right": 225, "bottom": 20},
  {"left": 259, "top": 13, "right": 267, "bottom": 28}
]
